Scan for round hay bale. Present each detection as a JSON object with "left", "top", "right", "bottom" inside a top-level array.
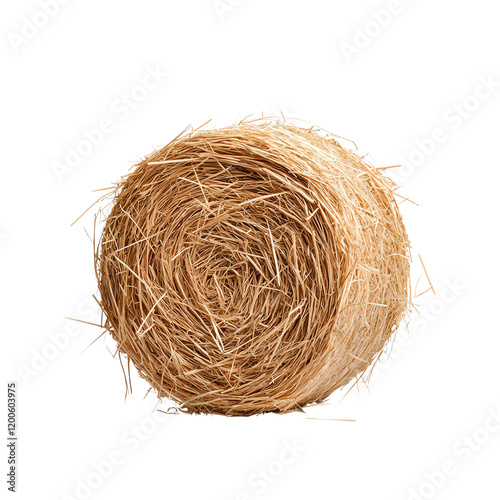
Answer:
[{"left": 96, "top": 121, "right": 410, "bottom": 416}]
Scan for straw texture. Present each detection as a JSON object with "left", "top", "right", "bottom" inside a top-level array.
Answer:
[{"left": 96, "top": 121, "right": 410, "bottom": 415}]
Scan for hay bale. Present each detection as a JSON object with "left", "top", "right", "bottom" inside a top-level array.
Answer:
[{"left": 96, "top": 121, "right": 410, "bottom": 415}]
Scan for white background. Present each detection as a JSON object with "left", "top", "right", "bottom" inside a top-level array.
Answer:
[{"left": 2, "top": 1, "right": 500, "bottom": 499}]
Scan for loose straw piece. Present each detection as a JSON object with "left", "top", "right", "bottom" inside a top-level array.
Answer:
[{"left": 418, "top": 254, "right": 435, "bottom": 295}]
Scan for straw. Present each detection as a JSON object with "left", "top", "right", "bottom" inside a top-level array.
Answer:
[{"left": 95, "top": 120, "right": 410, "bottom": 415}]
